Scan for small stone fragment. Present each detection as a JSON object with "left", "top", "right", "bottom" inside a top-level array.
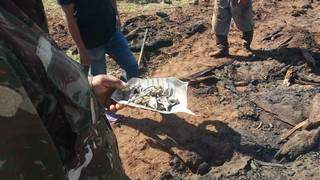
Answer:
[{"left": 197, "top": 162, "right": 211, "bottom": 175}]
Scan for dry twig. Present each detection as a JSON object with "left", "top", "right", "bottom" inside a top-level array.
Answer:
[
  {"left": 279, "top": 119, "right": 309, "bottom": 144},
  {"left": 138, "top": 28, "right": 149, "bottom": 66}
]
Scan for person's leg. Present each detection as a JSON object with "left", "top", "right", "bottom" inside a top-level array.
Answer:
[
  {"left": 87, "top": 45, "right": 107, "bottom": 76},
  {"left": 211, "top": 0, "right": 232, "bottom": 58},
  {"left": 105, "top": 30, "right": 139, "bottom": 80},
  {"left": 212, "top": 0, "right": 232, "bottom": 36},
  {"left": 231, "top": 0, "right": 254, "bottom": 50},
  {"left": 242, "top": 30, "right": 253, "bottom": 50}
]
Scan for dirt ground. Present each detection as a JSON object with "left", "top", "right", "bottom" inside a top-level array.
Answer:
[{"left": 45, "top": 0, "right": 320, "bottom": 179}]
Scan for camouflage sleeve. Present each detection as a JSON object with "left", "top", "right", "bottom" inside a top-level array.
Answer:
[
  {"left": 0, "top": 2, "right": 127, "bottom": 179},
  {"left": 14, "top": 0, "right": 48, "bottom": 32},
  {"left": 0, "top": 43, "right": 65, "bottom": 179}
]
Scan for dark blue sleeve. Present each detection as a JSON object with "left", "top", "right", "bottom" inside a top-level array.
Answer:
[{"left": 57, "top": 0, "right": 74, "bottom": 5}]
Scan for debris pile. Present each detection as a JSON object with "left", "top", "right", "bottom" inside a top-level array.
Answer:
[{"left": 126, "top": 85, "right": 179, "bottom": 111}]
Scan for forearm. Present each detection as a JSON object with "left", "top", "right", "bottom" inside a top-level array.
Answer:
[
  {"left": 65, "top": 16, "right": 86, "bottom": 52},
  {"left": 61, "top": 4, "right": 87, "bottom": 63}
]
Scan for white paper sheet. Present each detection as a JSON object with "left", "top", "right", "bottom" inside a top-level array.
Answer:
[{"left": 111, "top": 77, "right": 194, "bottom": 115}]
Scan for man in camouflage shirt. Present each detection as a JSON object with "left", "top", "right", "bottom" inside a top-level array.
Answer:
[{"left": 0, "top": 0, "right": 128, "bottom": 179}]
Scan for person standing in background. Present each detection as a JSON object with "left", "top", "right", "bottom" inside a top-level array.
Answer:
[
  {"left": 58, "top": 0, "right": 139, "bottom": 79},
  {"left": 211, "top": 0, "right": 254, "bottom": 58}
]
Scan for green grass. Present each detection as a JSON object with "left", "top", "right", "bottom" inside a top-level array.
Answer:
[
  {"left": 118, "top": 0, "right": 189, "bottom": 15},
  {"left": 42, "top": 0, "right": 190, "bottom": 16},
  {"left": 42, "top": 0, "right": 56, "bottom": 7},
  {"left": 66, "top": 49, "right": 80, "bottom": 62}
]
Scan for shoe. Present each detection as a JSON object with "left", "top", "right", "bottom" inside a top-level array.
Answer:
[
  {"left": 211, "top": 35, "right": 229, "bottom": 58},
  {"left": 242, "top": 30, "right": 254, "bottom": 57}
]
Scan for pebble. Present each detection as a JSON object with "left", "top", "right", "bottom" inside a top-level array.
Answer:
[
  {"left": 159, "top": 171, "right": 173, "bottom": 180},
  {"left": 169, "top": 156, "right": 186, "bottom": 172},
  {"left": 287, "top": 170, "right": 295, "bottom": 176},
  {"left": 197, "top": 162, "right": 211, "bottom": 175}
]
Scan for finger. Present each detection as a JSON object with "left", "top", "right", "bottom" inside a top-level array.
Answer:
[
  {"left": 109, "top": 104, "right": 117, "bottom": 112},
  {"left": 115, "top": 103, "right": 124, "bottom": 110},
  {"left": 101, "top": 75, "right": 126, "bottom": 89}
]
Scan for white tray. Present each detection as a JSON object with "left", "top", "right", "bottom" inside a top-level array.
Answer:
[{"left": 111, "top": 77, "right": 194, "bottom": 115}]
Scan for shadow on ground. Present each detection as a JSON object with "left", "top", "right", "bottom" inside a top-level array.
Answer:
[
  {"left": 121, "top": 114, "right": 277, "bottom": 173},
  {"left": 231, "top": 47, "right": 320, "bottom": 74}
]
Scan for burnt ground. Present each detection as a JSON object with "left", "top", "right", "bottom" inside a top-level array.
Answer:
[{"left": 46, "top": 0, "right": 320, "bottom": 179}]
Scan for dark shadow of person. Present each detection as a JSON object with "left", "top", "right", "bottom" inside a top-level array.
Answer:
[{"left": 121, "top": 114, "right": 277, "bottom": 173}]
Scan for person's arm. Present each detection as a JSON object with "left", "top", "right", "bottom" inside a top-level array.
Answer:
[
  {"left": 111, "top": 0, "right": 121, "bottom": 28},
  {"left": 60, "top": 4, "right": 91, "bottom": 65}
]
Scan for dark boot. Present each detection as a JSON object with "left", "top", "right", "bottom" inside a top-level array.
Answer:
[
  {"left": 242, "top": 30, "right": 253, "bottom": 50},
  {"left": 210, "top": 35, "right": 229, "bottom": 58}
]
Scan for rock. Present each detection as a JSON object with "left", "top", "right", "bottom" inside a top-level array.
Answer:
[
  {"left": 195, "top": 86, "right": 218, "bottom": 95},
  {"left": 186, "top": 21, "right": 206, "bottom": 37},
  {"left": 184, "top": 152, "right": 203, "bottom": 171},
  {"left": 302, "top": 4, "right": 312, "bottom": 9},
  {"left": 162, "top": 0, "right": 172, "bottom": 4},
  {"left": 250, "top": 160, "right": 258, "bottom": 170},
  {"left": 159, "top": 171, "right": 174, "bottom": 180},
  {"left": 137, "top": 140, "right": 148, "bottom": 150},
  {"left": 205, "top": 154, "right": 251, "bottom": 178},
  {"left": 252, "top": 87, "right": 318, "bottom": 126},
  {"left": 146, "top": 39, "right": 173, "bottom": 51},
  {"left": 53, "top": 24, "right": 67, "bottom": 35},
  {"left": 146, "top": 175, "right": 154, "bottom": 180},
  {"left": 197, "top": 162, "right": 211, "bottom": 175},
  {"left": 130, "top": 39, "right": 173, "bottom": 52},
  {"left": 304, "top": 94, "right": 320, "bottom": 130},
  {"left": 291, "top": 9, "right": 307, "bottom": 17},
  {"left": 192, "top": 0, "right": 199, "bottom": 5},
  {"left": 124, "top": 15, "right": 153, "bottom": 27},
  {"left": 235, "top": 99, "right": 258, "bottom": 121},
  {"left": 287, "top": 169, "right": 295, "bottom": 176},
  {"left": 301, "top": 1, "right": 313, "bottom": 10},
  {"left": 169, "top": 156, "right": 186, "bottom": 172},
  {"left": 283, "top": 66, "right": 294, "bottom": 86},
  {"left": 275, "top": 128, "right": 320, "bottom": 162},
  {"left": 271, "top": 103, "right": 305, "bottom": 125},
  {"left": 156, "top": 11, "right": 169, "bottom": 18},
  {"left": 69, "top": 46, "right": 78, "bottom": 55}
]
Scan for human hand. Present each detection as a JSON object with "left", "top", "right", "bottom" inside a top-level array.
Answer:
[
  {"left": 79, "top": 48, "right": 91, "bottom": 65},
  {"left": 91, "top": 75, "right": 126, "bottom": 112}
]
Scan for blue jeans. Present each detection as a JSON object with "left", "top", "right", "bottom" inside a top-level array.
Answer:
[{"left": 87, "top": 30, "right": 139, "bottom": 80}]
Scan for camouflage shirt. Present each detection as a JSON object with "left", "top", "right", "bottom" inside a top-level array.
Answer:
[{"left": 0, "top": 1, "right": 127, "bottom": 179}]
